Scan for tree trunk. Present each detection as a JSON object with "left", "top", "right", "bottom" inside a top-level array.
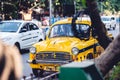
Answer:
[
  {"left": 86, "top": 0, "right": 120, "bottom": 77},
  {"left": 86, "top": 0, "right": 112, "bottom": 49},
  {"left": 95, "top": 34, "right": 120, "bottom": 77}
]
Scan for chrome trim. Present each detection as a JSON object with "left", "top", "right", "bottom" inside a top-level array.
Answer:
[{"left": 35, "top": 60, "right": 71, "bottom": 64}]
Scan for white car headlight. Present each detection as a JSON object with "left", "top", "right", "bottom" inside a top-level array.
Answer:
[
  {"left": 29, "top": 47, "right": 36, "bottom": 54},
  {"left": 72, "top": 47, "right": 79, "bottom": 55}
]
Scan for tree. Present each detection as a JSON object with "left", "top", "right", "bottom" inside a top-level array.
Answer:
[
  {"left": 85, "top": 0, "right": 120, "bottom": 77},
  {"left": 95, "top": 34, "right": 120, "bottom": 77},
  {"left": 85, "top": 0, "right": 112, "bottom": 49},
  {"left": 100, "top": 0, "right": 120, "bottom": 13},
  {"left": 60, "top": 0, "right": 75, "bottom": 17}
]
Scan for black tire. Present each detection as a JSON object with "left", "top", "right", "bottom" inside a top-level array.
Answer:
[
  {"left": 39, "top": 39, "right": 43, "bottom": 42},
  {"left": 86, "top": 53, "right": 93, "bottom": 59},
  {"left": 32, "top": 69, "right": 44, "bottom": 77},
  {"left": 113, "top": 27, "right": 115, "bottom": 30},
  {"left": 15, "top": 43, "right": 21, "bottom": 53},
  {"left": 113, "top": 26, "right": 115, "bottom": 30},
  {"left": 107, "top": 28, "right": 110, "bottom": 31}
]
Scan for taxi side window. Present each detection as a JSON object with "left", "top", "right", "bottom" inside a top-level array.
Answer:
[{"left": 75, "top": 24, "right": 90, "bottom": 40}]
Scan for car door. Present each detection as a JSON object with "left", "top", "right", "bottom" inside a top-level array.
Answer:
[
  {"left": 19, "top": 23, "right": 33, "bottom": 49},
  {"left": 28, "top": 23, "right": 43, "bottom": 44}
]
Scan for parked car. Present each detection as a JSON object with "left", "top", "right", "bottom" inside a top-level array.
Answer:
[
  {"left": 27, "top": 17, "right": 111, "bottom": 77},
  {"left": 101, "top": 16, "right": 116, "bottom": 30},
  {"left": 0, "top": 20, "right": 45, "bottom": 52}
]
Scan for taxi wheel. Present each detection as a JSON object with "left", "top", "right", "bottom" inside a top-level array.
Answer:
[
  {"left": 32, "top": 69, "right": 44, "bottom": 77},
  {"left": 86, "top": 53, "right": 93, "bottom": 59}
]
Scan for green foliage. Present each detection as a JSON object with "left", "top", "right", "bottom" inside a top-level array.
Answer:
[
  {"left": 3, "top": 3, "right": 16, "bottom": 14},
  {"left": 1, "top": 0, "right": 120, "bottom": 18},
  {"left": 99, "top": 0, "right": 120, "bottom": 13},
  {"left": 75, "top": 0, "right": 120, "bottom": 13},
  {"left": 109, "top": 62, "right": 120, "bottom": 80},
  {"left": 81, "top": 0, "right": 86, "bottom": 8}
]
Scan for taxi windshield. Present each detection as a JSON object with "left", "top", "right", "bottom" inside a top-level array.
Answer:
[
  {"left": 49, "top": 24, "right": 90, "bottom": 38},
  {"left": 49, "top": 24, "right": 74, "bottom": 38}
]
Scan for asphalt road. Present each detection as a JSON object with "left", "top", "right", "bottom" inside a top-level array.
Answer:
[
  {"left": 22, "top": 51, "right": 32, "bottom": 77},
  {"left": 21, "top": 23, "right": 120, "bottom": 78}
]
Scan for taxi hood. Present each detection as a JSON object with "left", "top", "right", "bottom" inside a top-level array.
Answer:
[{"left": 34, "top": 37, "right": 83, "bottom": 52}]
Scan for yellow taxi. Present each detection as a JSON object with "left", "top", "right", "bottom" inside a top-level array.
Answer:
[{"left": 27, "top": 17, "right": 105, "bottom": 77}]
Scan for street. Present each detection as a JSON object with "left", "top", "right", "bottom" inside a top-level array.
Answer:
[
  {"left": 22, "top": 52, "right": 32, "bottom": 77},
  {"left": 21, "top": 23, "right": 120, "bottom": 79}
]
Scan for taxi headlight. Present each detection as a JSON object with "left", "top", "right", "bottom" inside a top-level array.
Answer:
[
  {"left": 72, "top": 47, "right": 79, "bottom": 55},
  {"left": 29, "top": 47, "right": 36, "bottom": 54}
]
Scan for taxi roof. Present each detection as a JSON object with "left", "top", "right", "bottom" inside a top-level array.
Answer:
[{"left": 52, "top": 17, "right": 91, "bottom": 26}]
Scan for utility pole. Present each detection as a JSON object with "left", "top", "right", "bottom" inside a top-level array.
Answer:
[
  {"left": 49, "top": 0, "right": 52, "bottom": 25},
  {"left": 74, "top": 1, "right": 76, "bottom": 14}
]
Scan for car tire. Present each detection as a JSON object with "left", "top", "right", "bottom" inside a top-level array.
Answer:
[
  {"left": 113, "top": 27, "right": 115, "bottom": 30},
  {"left": 15, "top": 43, "right": 21, "bottom": 53},
  {"left": 86, "top": 53, "right": 93, "bottom": 59},
  {"left": 113, "top": 24, "right": 116, "bottom": 30},
  {"left": 32, "top": 69, "right": 44, "bottom": 77},
  {"left": 107, "top": 28, "right": 110, "bottom": 30},
  {"left": 39, "top": 39, "right": 43, "bottom": 42}
]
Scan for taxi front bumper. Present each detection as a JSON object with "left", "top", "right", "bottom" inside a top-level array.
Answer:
[{"left": 27, "top": 59, "right": 71, "bottom": 65}]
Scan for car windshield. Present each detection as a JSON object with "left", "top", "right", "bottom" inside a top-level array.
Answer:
[
  {"left": 49, "top": 24, "right": 90, "bottom": 38},
  {"left": 0, "top": 22, "right": 21, "bottom": 32},
  {"left": 49, "top": 24, "right": 73, "bottom": 38}
]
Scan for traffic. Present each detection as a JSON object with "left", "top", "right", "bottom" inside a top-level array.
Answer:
[
  {"left": 0, "top": 14, "right": 119, "bottom": 79},
  {"left": 0, "top": 1, "right": 120, "bottom": 80}
]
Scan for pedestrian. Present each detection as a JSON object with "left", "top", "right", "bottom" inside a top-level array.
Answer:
[
  {"left": 42, "top": 17, "right": 49, "bottom": 26},
  {"left": 0, "top": 14, "right": 3, "bottom": 21},
  {"left": 19, "top": 8, "right": 33, "bottom": 21},
  {"left": 4, "top": 14, "right": 12, "bottom": 20},
  {"left": 0, "top": 40, "right": 22, "bottom": 80}
]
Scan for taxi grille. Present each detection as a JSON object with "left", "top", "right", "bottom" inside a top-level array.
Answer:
[{"left": 36, "top": 52, "right": 72, "bottom": 61}]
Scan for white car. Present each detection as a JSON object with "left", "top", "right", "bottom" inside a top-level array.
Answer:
[
  {"left": 0, "top": 20, "right": 45, "bottom": 52},
  {"left": 101, "top": 16, "right": 116, "bottom": 30}
]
